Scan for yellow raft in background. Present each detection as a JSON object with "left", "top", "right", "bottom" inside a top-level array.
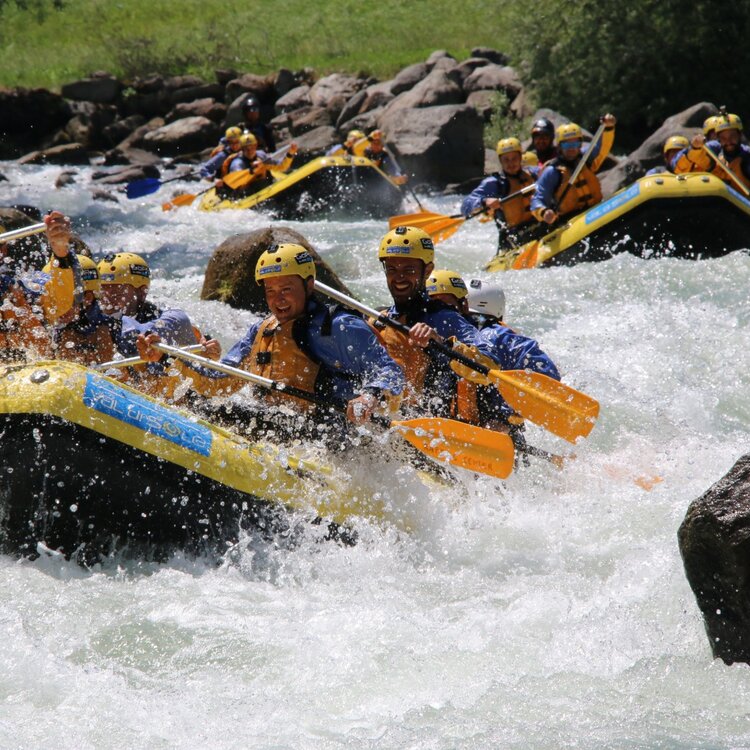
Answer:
[
  {"left": 487, "top": 172, "right": 750, "bottom": 272},
  {"left": 0, "top": 361, "right": 431, "bottom": 561},
  {"left": 199, "top": 155, "right": 404, "bottom": 219}
]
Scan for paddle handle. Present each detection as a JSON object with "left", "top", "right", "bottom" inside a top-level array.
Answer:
[
  {"left": 702, "top": 144, "right": 750, "bottom": 196},
  {"left": 313, "top": 281, "right": 491, "bottom": 377},
  {"left": 96, "top": 343, "right": 205, "bottom": 370},
  {"left": 498, "top": 183, "right": 536, "bottom": 205},
  {"left": 0, "top": 222, "right": 47, "bottom": 243}
]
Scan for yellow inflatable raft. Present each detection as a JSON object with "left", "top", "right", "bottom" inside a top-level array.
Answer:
[
  {"left": 199, "top": 155, "right": 404, "bottom": 219},
  {"left": 486, "top": 172, "right": 750, "bottom": 272}
]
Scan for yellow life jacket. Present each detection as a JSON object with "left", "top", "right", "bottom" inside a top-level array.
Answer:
[
  {"left": 220, "top": 152, "right": 242, "bottom": 178},
  {"left": 552, "top": 160, "right": 603, "bottom": 217},
  {"left": 369, "top": 316, "right": 431, "bottom": 406},
  {"left": 501, "top": 169, "right": 537, "bottom": 227},
  {"left": 247, "top": 315, "right": 321, "bottom": 412}
]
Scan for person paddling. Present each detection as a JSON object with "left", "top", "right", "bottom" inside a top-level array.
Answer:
[
  {"left": 371, "top": 226, "right": 494, "bottom": 416},
  {"left": 461, "top": 137, "right": 539, "bottom": 251},
  {"left": 199, "top": 126, "right": 244, "bottom": 179},
  {"left": 1, "top": 211, "right": 78, "bottom": 363},
  {"left": 137, "top": 244, "right": 405, "bottom": 440},
  {"left": 426, "top": 271, "right": 560, "bottom": 440},
  {"left": 530, "top": 114, "right": 616, "bottom": 227}
]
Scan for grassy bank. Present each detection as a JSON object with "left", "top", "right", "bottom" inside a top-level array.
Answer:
[{"left": 0, "top": 0, "right": 520, "bottom": 89}]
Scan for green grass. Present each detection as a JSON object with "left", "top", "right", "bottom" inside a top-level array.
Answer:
[{"left": 0, "top": 0, "right": 521, "bottom": 89}]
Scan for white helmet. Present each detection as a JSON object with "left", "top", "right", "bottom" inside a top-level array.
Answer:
[{"left": 467, "top": 279, "right": 505, "bottom": 320}]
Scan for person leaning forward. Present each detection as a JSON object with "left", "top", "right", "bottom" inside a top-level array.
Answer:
[
  {"left": 138, "top": 243, "right": 405, "bottom": 430},
  {"left": 0, "top": 211, "right": 79, "bottom": 362},
  {"left": 372, "top": 226, "right": 495, "bottom": 416},
  {"left": 530, "top": 114, "right": 616, "bottom": 226}
]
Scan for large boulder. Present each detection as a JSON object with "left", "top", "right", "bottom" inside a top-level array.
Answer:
[
  {"left": 463, "top": 64, "right": 523, "bottom": 98},
  {"left": 391, "top": 63, "right": 429, "bottom": 96},
  {"left": 600, "top": 102, "right": 719, "bottom": 196},
  {"left": 309, "top": 73, "right": 363, "bottom": 110},
  {"left": 287, "top": 106, "right": 332, "bottom": 136},
  {"left": 379, "top": 105, "right": 484, "bottom": 185},
  {"left": 62, "top": 102, "right": 118, "bottom": 149},
  {"left": 274, "top": 85, "right": 312, "bottom": 114},
  {"left": 165, "top": 98, "right": 227, "bottom": 124},
  {"left": 470, "top": 47, "right": 509, "bottom": 66},
  {"left": 0, "top": 88, "right": 71, "bottom": 158},
  {"left": 679, "top": 453, "right": 750, "bottom": 665},
  {"left": 138, "top": 116, "right": 220, "bottom": 157},
  {"left": 224, "top": 73, "right": 275, "bottom": 105},
  {"left": 380, "top": 69, "right": 464, "bottom": 119},
  {"left": 201, "top": 227, "right": 351, "bottom": 314},
  {"left": 169, "top": 83, "right": 224, "bottom": 106},
  {"left": 290, "top": 126, "right": 338, "bottom": 159},
  {"left": 61, "top": 73, "right": 121, "bottom": 104},
  {"left": 17, "top": 142, "right": 91, "bottom": 165}
]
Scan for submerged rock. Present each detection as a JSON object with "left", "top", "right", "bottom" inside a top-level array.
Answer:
[{"left": 678, "top": 453, "right": 750, "bottom": 665}]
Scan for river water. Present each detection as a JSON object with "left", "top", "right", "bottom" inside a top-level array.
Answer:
[{"left": 1, "top": 164, "right": 749, "bottom": 749}]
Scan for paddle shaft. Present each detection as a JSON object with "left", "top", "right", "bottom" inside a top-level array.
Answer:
[
  {"left": 554, "top": 121, "right": 607, "bottom": 212},
  {"left": 702, "top": 144, "right": 750, "bottom": 196},
  {"left": 313, "top": 281, "right": 492, "bottom": 378},
  {"left": 0, "top": 222, "right": 47, "bottom": 243},
  {"left": 96, "top": 344, "right": 205, "bottom": 370}
]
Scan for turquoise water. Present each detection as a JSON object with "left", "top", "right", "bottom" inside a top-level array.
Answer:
[{"left": 1, "top": 163, "right": 749, "bottom": 749}]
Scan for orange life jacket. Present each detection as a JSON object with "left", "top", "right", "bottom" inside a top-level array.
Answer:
[
  {"left": 248, "top": 315, "right": 321, "bottom": 412},
  {"left": 552, "top": 159, "right": 602, "bottom": 217},
  {"left": 500, "top": 169, "right": 537, "bottom": 227},
  {"left": 0, "top": 284, "right": 53, "bottom": 361},
  {"left": 55, "top": 317, "right": 116, "bottom": 366},
  {"left": 369, "top": 316, "right": 431, "bottom": 406}
]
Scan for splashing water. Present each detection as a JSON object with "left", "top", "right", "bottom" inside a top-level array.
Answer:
[{"left": 1, "top": 163, "right": 749, "bottom": 748}]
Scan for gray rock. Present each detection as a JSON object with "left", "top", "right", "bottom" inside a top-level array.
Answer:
[
  {"left": 309, "top": 73, "right": 363, "bottom": 109},
  {"left": 169, "top": 83, "right": 225, "bottom": 106},
  {"left": 274, "top": 85, "right": 312, "bottom": 114},
  {"left": 381, "top": 69, "right": 464, "bottom": 119},
  {"left": 163, "top": 75, "right": 206, "bottom": 92},
  {"left": 291, "top": 126, "right": 338, "bottom": 159},
  {"left": 224, "top": 73, "right": 275, "bottom": 104},
  {"left": 61, "top": 74, "right": 121, "bottom": 104},
  {"left": 470, "top": 47, "right": 509, "bottom": 66},
  {"left": 335, "top": 90, "right": 368, "bottom": 130},
  {"left": 425, "top": 50, "right": 457, "bottom": 69},
  {"left": 288, "top": 106, "right": 332, "bottom": 136},
  {"left": 336, "top": 109, "right": 382, "bottom": 138},
  {"left": 452, "top": 57, "right": 493, "bottom": 88},
  {"left": 18, "top": 142, "right": 91, "bottom": 166},
  {"left": 201, "top": 226, "right": 351, "bottom": 314},
  {"left": 463, "top": 64, "right": 522, "bottom": 97},
  {"left": 91, "top": 163, "right": 161, "bottom": 185},
  {"left": 139, "top": 116, "right": 221, "bottom": 157},
  {"left": 274, "top": 69, "right": 297, "bottom": 98},
  {"left": 91, "top": 188, "right": 119, "bottom": 203},
  {"left": 391, "top": 63, "right": 429, "bottom": 95},
  {"left": 466, "top": 90, "right": 499, "bottom": 122},
  {"left": 165, "top": 98, "right": 227, "bottom": 124},
  {"left": 55, "top": 170, "right": 78, "bottom": 188},
  {"left": 679, "top": 453, "right": 750, "bottom": 665},
  {"left": 379, "top": 104, "right": 484, "bottom": 185}
]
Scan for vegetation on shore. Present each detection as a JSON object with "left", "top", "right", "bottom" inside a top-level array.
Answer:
[{"left": 2, "top": 0, "right": 750, "bottom": 147}]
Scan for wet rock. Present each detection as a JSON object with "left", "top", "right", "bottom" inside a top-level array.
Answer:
[
  {"left": 201, "top": 226, "right": 351, "bottom": 314},
  {"left": 63, "top": 102, "right": 118, "bottom": 149},
  {"left": 678, "top": 453, "right": 750, "bottom": 665},
  {"left": 102, "top": 146, "right": 163, "bottom": 167},
  {"left": 55, "top": 170, "right": 78, "bottom": 188},
  {"left": 0, "top": 173, "right": 7, "bottom": 183},
  {"left": 91, "top": 188, "right": 119, "bottom": 203},
  {"left": 61, "top": 73, "right": 121, "bottom": 104},
  {"left": 18, "top": 143, "right": 90, "bottom": 165},
  {"left": 91, "top": 163, "right": 161, "bottom": 185}
]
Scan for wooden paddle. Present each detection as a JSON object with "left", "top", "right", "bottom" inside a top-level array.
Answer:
[
  {"left": 702, "top": 144, "right": 750, "bottom": 197},
  {"left": 152, "top": 342, "right": 515, "bottom": 479},
  {"left": 313, "top": 281, "right": 599, "bottom": 444}
]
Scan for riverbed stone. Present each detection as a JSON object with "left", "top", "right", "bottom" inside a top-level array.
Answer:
[
  {"left": 679, "top": 452, "right": 750, "bottom": 665},
  {"left": 201, "top": 227, "right": 351, "bottom": 314}
]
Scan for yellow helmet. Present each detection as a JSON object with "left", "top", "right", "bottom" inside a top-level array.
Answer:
[
  {"left": 716, "top": 114, "right": 743, "bottom": 134},
  {"left": 346, "top": 129, "right": 365, "bottom": 143},
  {"left": 703, "top": 115, "right": 723, "bottom": 137},
  {"left": 663, "top": 135, "right": 689, "bottom": 154},
  {"left": 522, "top": 151, "right": 538, "bottom": 168},
  {"left": 239, "top": 133, "right": 258, "bottom": 148},
  {"left": 98, "top": 252, "right": 151, "bottom": 288},
  {"left": 44, "top": 255, "right": 99, "bottom": 294},
  {"left": 255, "top": 243, "right": 316, "bottom": 284},
  {"left": 496, "top": 137, "right": 522, "bottom": 156},
  {"left": 556, "top": 122, "right": 583, "bottom": 143},
  {"left": 368, "top": 129, "right": 384, "bottom": 141},
  {"left": 426, "top": 269, "right": 468, "bottom": 300},
  {"left": 378, "top": 226, "right": 434, "bottom": 264},
  {"left": 225, "top": 126, "right": 242, "bottom": 141}
]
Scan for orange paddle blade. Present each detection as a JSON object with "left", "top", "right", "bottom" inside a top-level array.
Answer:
[
  {"left": 393, "top": 417, "right": 515, "bottom": 479},
  {"left": 487, "top": 369, "right": 599, "bottom": 444},
  {"left": 388, "top": 210, "right": 447, "bottom": 229},
  {"left": 419, "top": 216, "right": 466, "bottom": 243},
  {"left": 161, "top": 192, "right": 197, "bottom": 211}
]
